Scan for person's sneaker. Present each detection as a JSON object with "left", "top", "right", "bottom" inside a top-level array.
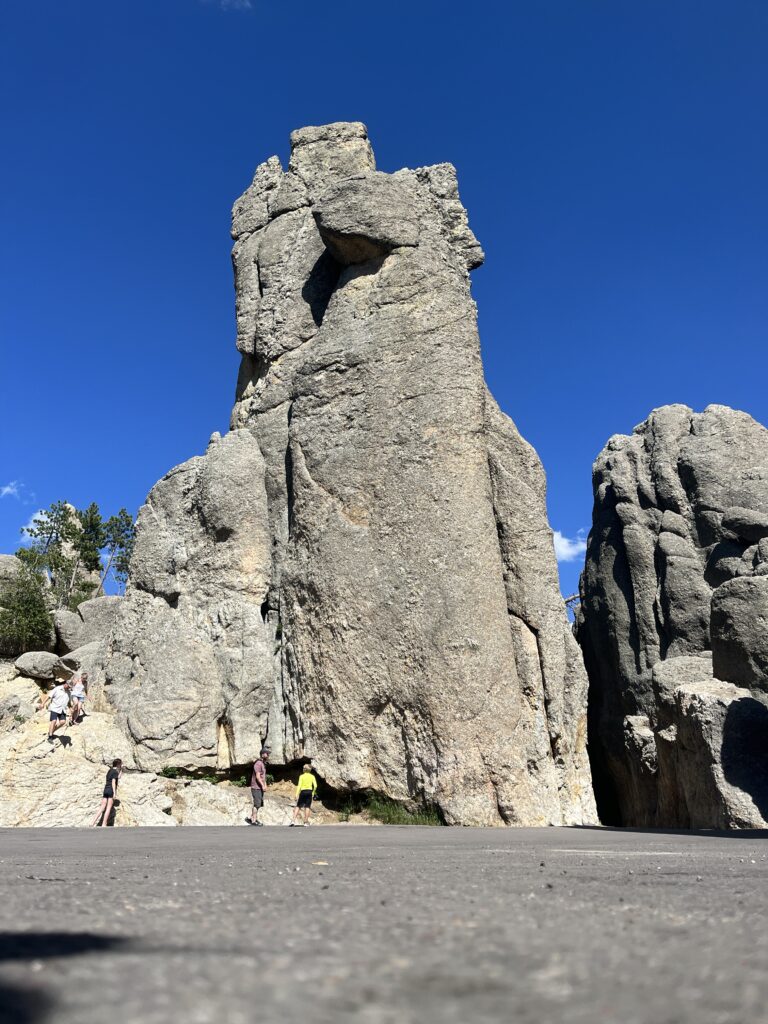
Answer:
[
  {"left": 47, "top": 736, "right": 54, "bottom": 744},
  {"left": 244, "top": 818, "right": 254, "bottom": 825},
  {"left": 253, "top": 820, "right": 264, "bottom": 826}
]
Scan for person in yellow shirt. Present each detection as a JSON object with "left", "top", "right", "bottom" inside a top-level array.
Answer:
[{"left": 289, "top": 764, "right": 317, "bottom": 827}]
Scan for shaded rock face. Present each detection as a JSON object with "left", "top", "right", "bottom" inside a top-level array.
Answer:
[
  {"left": 101, "top": 123, "right": 595, "bottom": 826},
  {"left": 577, "top": 404, "right": 768, "bottom": 827}
]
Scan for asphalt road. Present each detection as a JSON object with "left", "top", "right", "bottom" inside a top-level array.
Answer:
[{"left": 0, "top": 825, "right": 766, "bottom": 1024}]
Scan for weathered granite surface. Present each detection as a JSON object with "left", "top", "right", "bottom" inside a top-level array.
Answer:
[
  {"left": 97, "top": 123, "right": 595, "bottom": 826},
  {"left": 54, "top": 596, "right": 122, "bottom": 655},
  {"left": 577, "top": 404, "right": 768, "bottom": 827}
]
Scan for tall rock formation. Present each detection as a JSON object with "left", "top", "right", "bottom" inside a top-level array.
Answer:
[
  {"left": 577, "top": 404, "right": 768, "bottom": 827},
  {"left": 99, "top": 123, "right": 595, "bottom": 826}
]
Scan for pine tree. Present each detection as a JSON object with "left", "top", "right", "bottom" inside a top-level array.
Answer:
[
  {"left": 100, "top": 509, "right": 136, "bottom": 592},
  {"left": 0, "top": 566, "right": 53, "bottom": 656}
]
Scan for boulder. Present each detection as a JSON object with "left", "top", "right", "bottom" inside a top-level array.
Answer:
[
  {"left": 96, "top": 123, "right": 595, "bottom": 826},
  {"left": 667, "top": 677, "right": 767, "bottom": 828},
  {"left": 711, "top": 576, "right": 768, "bottom": 692},
  {"left": 577, "top": 404, "right": 768, "bottom": 826},
  {"left": 14, "top": 650, "right": 60, "bottom": 681},
  {"left": 54, "top": 595, "right": 122, "bottom": 654}
]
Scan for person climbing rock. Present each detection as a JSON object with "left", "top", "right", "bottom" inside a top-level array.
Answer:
[
  {"left": 91, "top": 758, "right": 122, "bottom": 827},
  {"left": 70, "top": 672, "right": 88, "bottom": 724},
  {"left": 39, "top": 678, "right": 72, "bottom": 743},
  {"left": 289, "top": 763, "right": 317, "bottom": 826},
  {"left": 246, "top": 748, "right": 270, "bottom": 826}
]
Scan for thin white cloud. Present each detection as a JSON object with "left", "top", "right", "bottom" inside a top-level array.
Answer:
[
  {"left": 19, "top": 510, "right": 45, "bottom": 545},
  {"left": 553, "top": 529, "right": 588, "bottom": 563},
  {"left": 201, "top": 0, "right": 253, "bottom": 10},
  {"left": 0, "top": 481, "right": 20, "bottom": 499}
]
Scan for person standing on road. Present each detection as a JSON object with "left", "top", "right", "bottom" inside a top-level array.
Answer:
[
  {"left": 91, "top": 758, "right": 122, "bottom": 827},
  {"left": 70, "top": 672, "right": 88, "bottom": 724},
  {"left": 289, "top": 764, "right": 317, "bottom": 827},
  {"left": 246, "top": 748, "right": 270, "bottom": 826},
  {"left": 39, "top": 678, "right": 72, "bottom": 743}
]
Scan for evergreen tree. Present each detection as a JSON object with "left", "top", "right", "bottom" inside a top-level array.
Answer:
[
  {"left": 77, "top": 502, "right": 107, "bottom": 573},
  {"left": 100, "top": 509, "right": 136, "bottom": 592},
  {"left": 0, "top": 565, "right": 53, "bottom": 656},
  {"left": 17, "top": 500, "right": 137, "bottom": 608}
]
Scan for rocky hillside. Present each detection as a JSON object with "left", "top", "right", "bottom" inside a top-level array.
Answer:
[
  {"left": 577, "top": 404, "right": 768, "bottom": 828},
  {"left": 0, "top": 660, "right": 351, "bottom": 827}
]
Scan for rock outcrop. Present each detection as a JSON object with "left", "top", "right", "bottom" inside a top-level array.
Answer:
[
  {"left": 577, "top": 404, "right": 768, "bottom": 827},
  {"left": 0, "top": 662, "right": 342, "bottom": 827},
  {"left": 0, "top": 554, "right": 22, "bottom": 588},
  {"left": 54, "top": 595, "right": 122, "bottom": 654},
  {"left": 95, "top": 123, "right": 595, "bottom": 826}
]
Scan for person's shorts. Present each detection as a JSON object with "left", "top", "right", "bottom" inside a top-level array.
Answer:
[
  {"left": 73, "top": 695, "right": 85, "bottom": 703},
  {"left": 251, "top": 787, "right": 264, "bottom": 808},
  {"left": 297, "top": 790, "right": 313, "bottom": 809},
  {"left": 102, "top": 788, "right": 115, "bottom": 800},
  {"left": 49, "top": 711, "right": 66, "bottom": 722}
]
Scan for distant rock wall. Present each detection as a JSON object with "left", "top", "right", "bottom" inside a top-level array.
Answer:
[
  {"left": 96, "top": 123, "right": 595, "bottom": 826},
  {"left": 577, "top": 404, "right": 768, "bottom": 827}
]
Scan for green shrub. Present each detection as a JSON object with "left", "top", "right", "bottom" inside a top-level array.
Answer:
[
  {"left": 335, "top": 790, "right": 442, "bottom": 826},
  {"left": 159, "top": 766, "right": 224, "bottom": 785},
  {"left": 365, "top": 794, "right": 442, "bottom": 826},
  {"left": 0, "top": 567, "right": 53, "bottom": 656}
]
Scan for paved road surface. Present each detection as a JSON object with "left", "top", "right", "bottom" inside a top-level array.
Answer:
[{"left": 0, "top": 825, "right": 766, "bottom": 1024}]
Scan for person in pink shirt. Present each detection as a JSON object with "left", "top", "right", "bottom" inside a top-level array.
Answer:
[{"left": 245, "top": 748, "right": 270, "bottom": 826}]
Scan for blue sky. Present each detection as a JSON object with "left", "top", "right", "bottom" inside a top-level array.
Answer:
[{"left": 1, "top": 1, "right": 766, "bottom": 598}]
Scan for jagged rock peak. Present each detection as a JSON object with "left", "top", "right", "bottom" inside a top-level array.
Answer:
[
  {"left": 577, "top": 403, "right": 768, "bottom": 829},
  {"left": 97, "top": 123, "right": 595, "bottom": 827}
]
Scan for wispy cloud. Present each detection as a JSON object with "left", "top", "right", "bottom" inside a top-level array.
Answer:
[
  {"left": 1, "top": 480, "right": 36, "bottom": 505},
  {"left": 1, "top": 481, "right": 20, "bottom": 499},
  {"left": 201, "top": 0, "right": 253, "bottom": 10},
  {"left": 553, "top": 529, "right": 588, "bottom": 563},
  {"left": 18, "top": 510, "right": 45, "bottom": 545}
]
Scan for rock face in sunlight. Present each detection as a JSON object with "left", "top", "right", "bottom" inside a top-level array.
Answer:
[
  {"left": 97, "top": 123, "right": 595, "bottom": 826},
  {"left": 577, "top": 404, "right": 768, "bottom": 828}
]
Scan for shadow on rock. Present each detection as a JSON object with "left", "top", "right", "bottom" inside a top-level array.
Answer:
[
  {"left": 722, "top": 697, "right": 768, "bottom": 821},
  {"left": 0, "top": 982, "right": 51, "bottom": 1024},
  {"left": 0, "top": 932, "right": 130, "bottom": 1024}
]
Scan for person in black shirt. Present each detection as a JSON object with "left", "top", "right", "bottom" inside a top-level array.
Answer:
[{"left": 91, "top": 758, "right": 123, "bottom": 827}]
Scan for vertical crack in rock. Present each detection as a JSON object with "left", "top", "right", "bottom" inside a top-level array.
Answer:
[{"left": 94, "top": 122, "right": 596, "bottom": 825}]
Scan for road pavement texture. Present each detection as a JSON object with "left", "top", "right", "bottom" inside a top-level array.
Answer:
[{"left": 0, "top": 825, "right": 766, "bottom": 1024}]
